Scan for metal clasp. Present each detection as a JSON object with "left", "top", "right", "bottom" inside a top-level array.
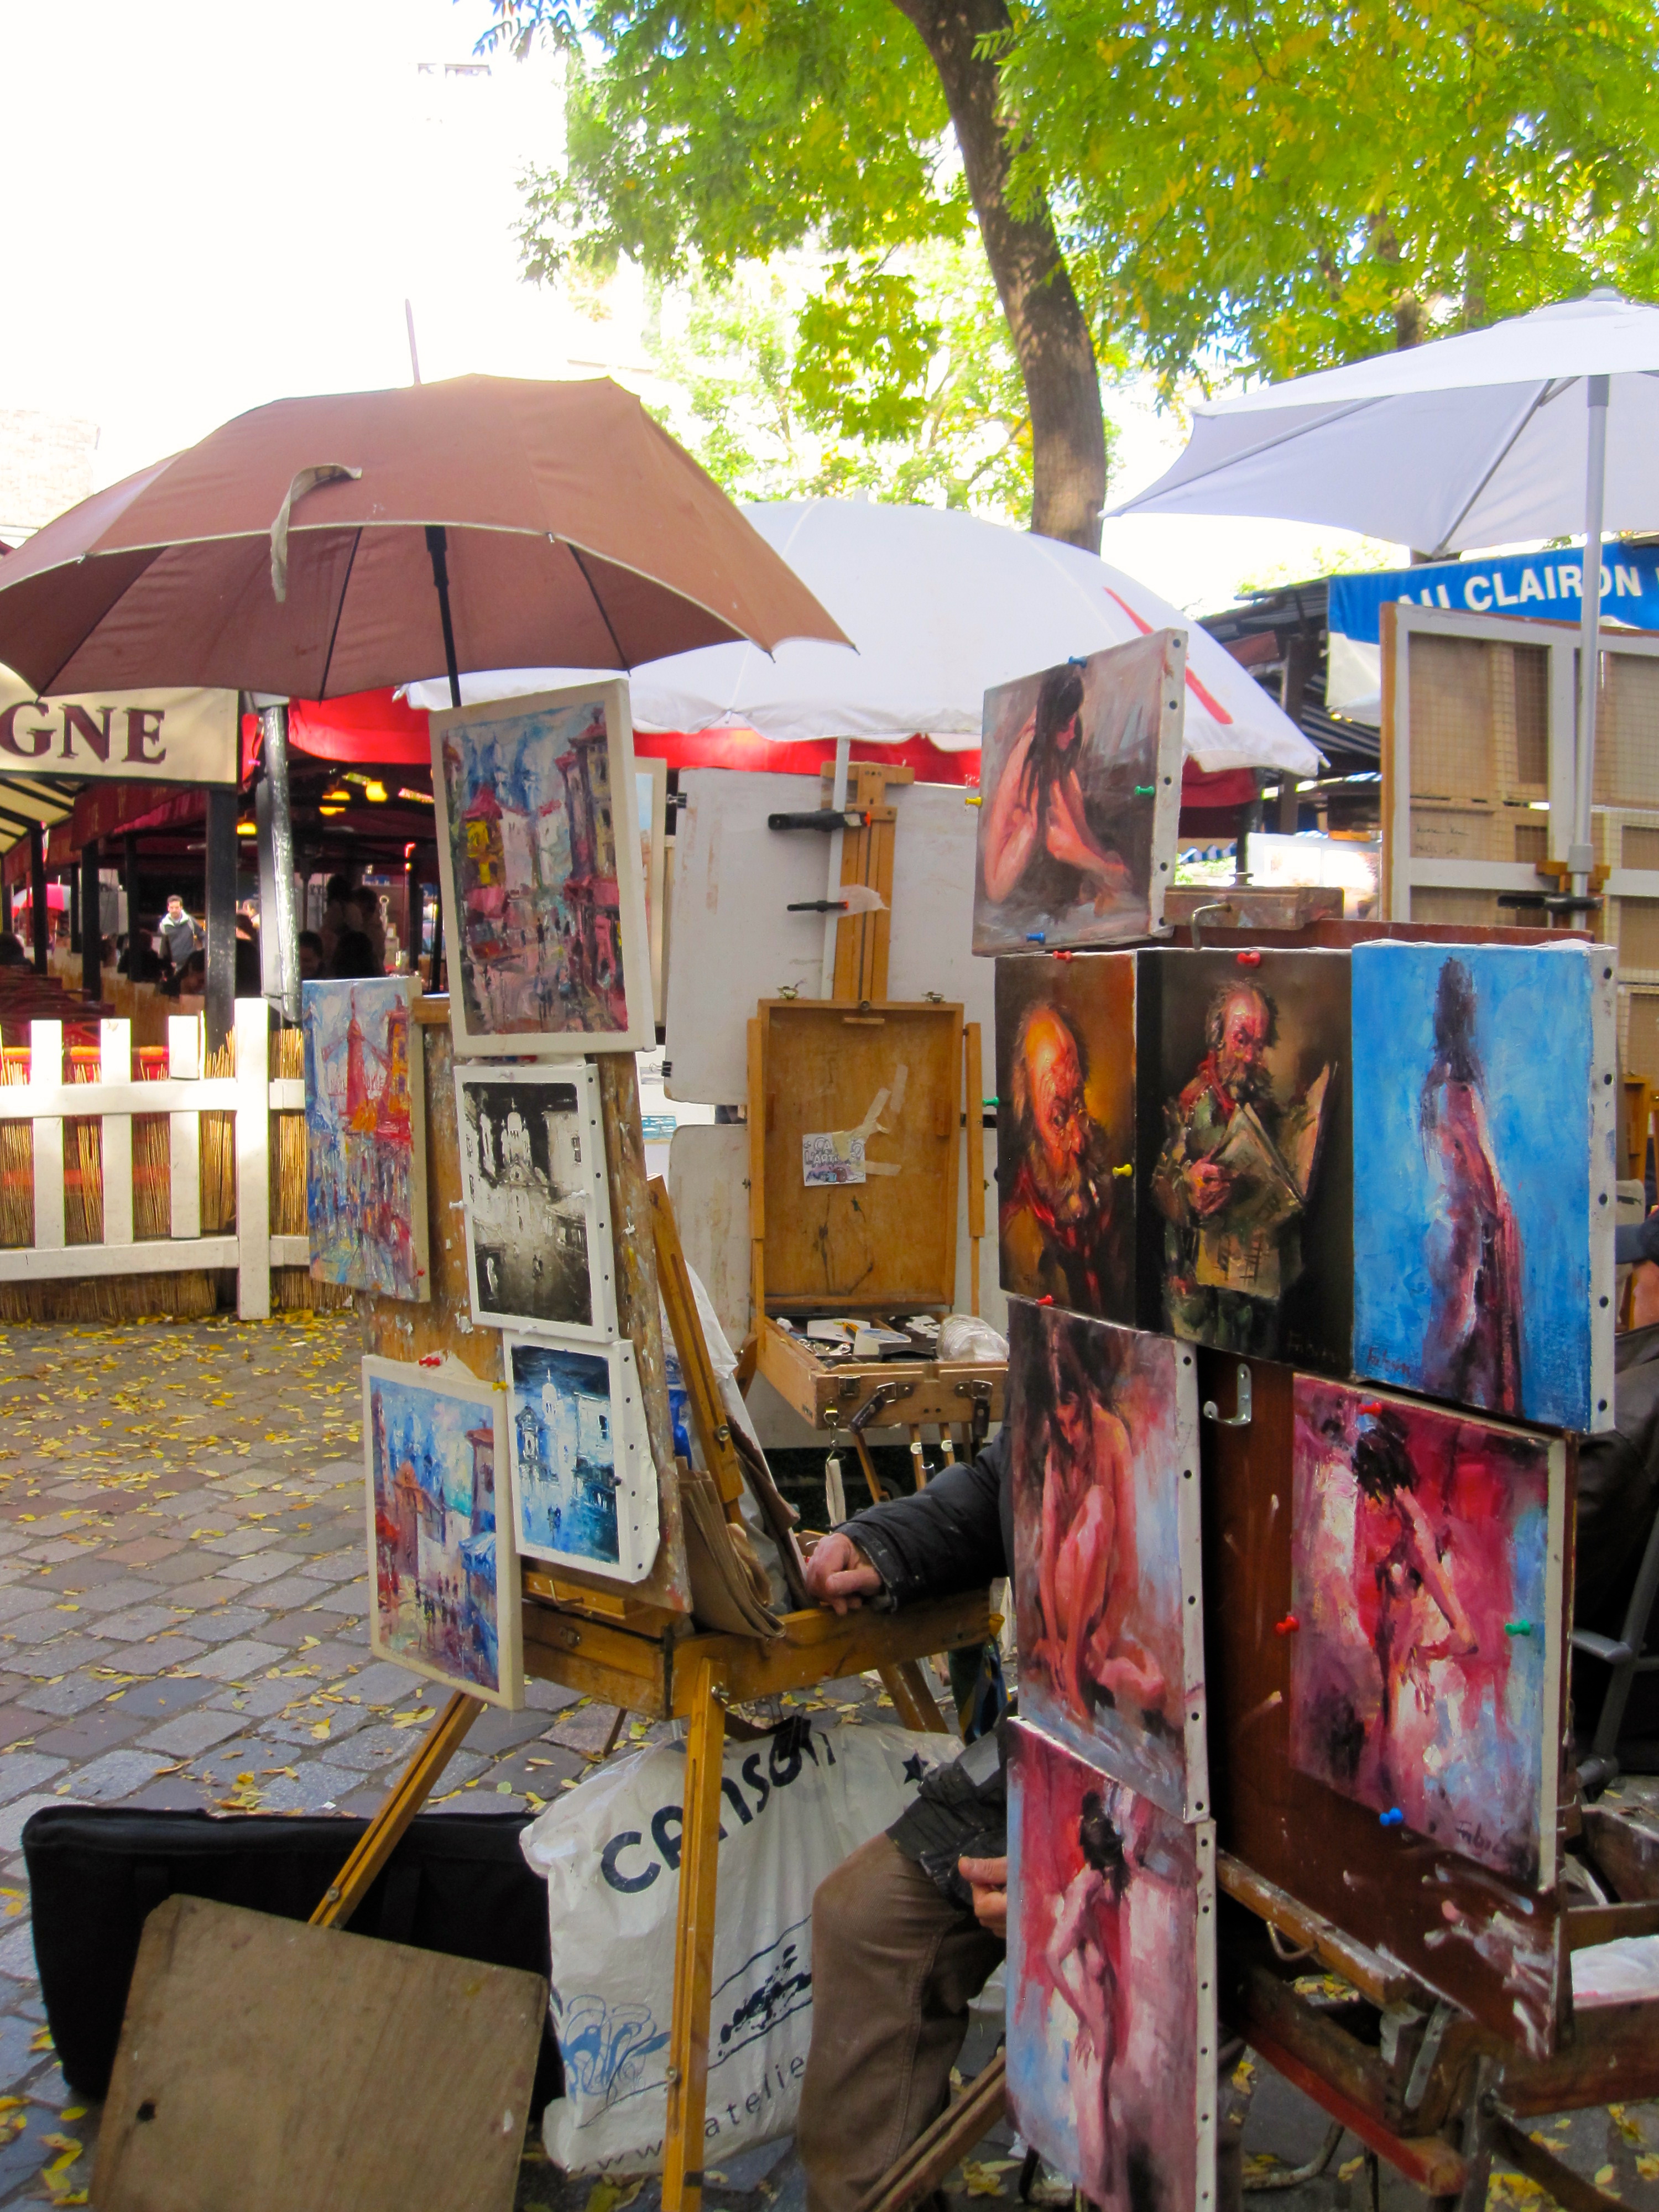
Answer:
[{"left": 1202, "top": 1363, "right": 1251, "bottom": 1427}]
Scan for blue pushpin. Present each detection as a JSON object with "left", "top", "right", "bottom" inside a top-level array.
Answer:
[
  {"left": 1026, "top": 931, "right": 1046, "bottom": 945},
  {"left": 1379, "top": 1808, "right": 1405, "bottom": 1828}
]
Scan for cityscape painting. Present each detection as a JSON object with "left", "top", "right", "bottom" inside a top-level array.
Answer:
[
  {"left": 362, "top": 1356, "right": 521, "bottom": 1708},
  {"left": 456, "top": 1061, "right": 616, "bottom": 1339},
  {"left": 431, "top": 680, "right": 653, "bottom": 1057},
  {"left": 303, "top": 977, "right": 429, "bottom": 1302},
  {"left": 505, "top": 1334, "right": 659, "bottom": 1583}
]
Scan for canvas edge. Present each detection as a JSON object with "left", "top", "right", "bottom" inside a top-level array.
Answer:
[
  {"left": 429, "top": 676, "right": 655, "bottom": 1058},
  {"left": 501, "top": 1328, "right": 658, "bottom": 1586},
  {"left": 450, "top": 1057, "right": 620, "bottom": 1342},
  {"left": 1538, "top": 1433, "right": 1568, "bottom": 1893},
  {"left": 637, "top": 752, "right": 669, "bottom": 1029},
  {"left": 358, "top": 1352, "right": 524, "bottom": 1711},
  {"left": 1589, "top": 945, "right": 1618, "bottom": 1433},
  {"left": 1172, "top": 1337, "right": 1211, "bottom": 1825},
  {"left": 615, "top": 1338, "right": 662, "bottom": 1580},
  {"left": 1147, "top": 628, "right": 1187, "bottom": 938},
  {"left": 1194, "top": 1818, "right": 1219, "bottom": 2212}
]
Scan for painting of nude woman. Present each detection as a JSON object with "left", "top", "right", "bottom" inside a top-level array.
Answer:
[
  {"left": 973, "top": 632, "right": 1184, "bottom": 953},
  {"left": 1008, "top": 1721, "right": 1216, "bottom": 2212},
  {"left": 1008, "top": 1298, "right": 1207, "bottom": 1820},
  {"left": 1352, "top": 940, "right": 1615, "bottom": 1431},
  {"left": 1288, "top": 1378, "right": 1566, "bottom": 1886}
]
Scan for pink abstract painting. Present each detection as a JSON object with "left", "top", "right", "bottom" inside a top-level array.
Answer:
[
  {"left": 1289, "top": 1378, "right": 1564, "bottom": 1886},
  {"left": 1006, "top": 1721, "right": 1215, "bottom": 2212}
]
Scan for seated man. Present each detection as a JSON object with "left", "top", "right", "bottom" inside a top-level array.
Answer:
[{"left": 797, "top": 1429, "right": 1011, "bottom": 2212}]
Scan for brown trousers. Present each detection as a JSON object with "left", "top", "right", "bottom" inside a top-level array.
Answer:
[{"left": 796, "top": 1833, "right": 1005, "bottom": 2212}]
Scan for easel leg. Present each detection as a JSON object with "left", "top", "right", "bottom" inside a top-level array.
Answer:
[
  {"left": 877, "top": 1661, "right": 953, "bottom": 1735},
  {"left": 851, "top": 1431, "right": 885, "bottom": 1505},
  {"left": 311, "top": 1690, "right": 483, "bottom": 1929},
  {"left": 664, "top": 1658, "right": 728, "bottom": 2212}
]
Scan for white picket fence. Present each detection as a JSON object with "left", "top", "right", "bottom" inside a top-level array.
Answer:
[{"left": 0, "top": 999, "right": 307, "bottom": 1319}]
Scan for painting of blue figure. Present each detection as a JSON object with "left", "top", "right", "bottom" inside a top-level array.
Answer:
[
  {"left": 362, "top": 1358, "right": 521, "bottom": 1708},
  {"left": 506, "top": 1335, "right": 659, "bottom": 1582},
  {"left": 1351, "top": 941, "right": 1615, "bottom": 1431}
]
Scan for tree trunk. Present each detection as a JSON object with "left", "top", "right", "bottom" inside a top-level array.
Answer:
[{"left": 889, "top": 0, "right": 1107, "bottom": 551}]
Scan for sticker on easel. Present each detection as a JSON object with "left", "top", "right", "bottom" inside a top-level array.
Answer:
[{"left": 803, "top": 1130, "right": 867, "bottom": 1186}]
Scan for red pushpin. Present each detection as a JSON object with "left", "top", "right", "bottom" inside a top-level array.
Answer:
[
  {"left": 1359, "top": 1400, "right": 1383, "bottom": 1415},
  {"left": 1036, "top": 1295, "right": 1054, "bottom": 1306},
  {"left": 1274, "top": 1613, "right": 1300, "bottom": 1635},
  {"left": 1237, "top": 949, "right": 1262, "bottom": 968},
  {"left": 419, "top": 1353, "right": 444, "bottom": 1368},
  {"left": 1053, "top": 949, "right": 1075, "bottom": 962}
]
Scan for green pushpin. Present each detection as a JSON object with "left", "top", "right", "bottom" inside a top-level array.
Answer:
[{"left": 1504, "top": 1620, "right": 1533, "bottom": 1636}]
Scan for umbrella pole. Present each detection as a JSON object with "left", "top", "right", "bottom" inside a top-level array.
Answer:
[
  {"left": 1570, "top": 375, "right": 1611, "bottom": 901},
  {"left": 258, "top": 705, "right": 302, "bottom": 1025},
  {"left": 425, "top": 526, "right": 463, "bottom": 711}
]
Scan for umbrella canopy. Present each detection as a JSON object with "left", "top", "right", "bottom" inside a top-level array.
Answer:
[
  {"left": 0, "top": 376, "right": 847, "bottom": 701},
  {"left": 406, "top": 498, "right": 1318, "bottom": 777},
  {"left": 1113, "top": 290, "right": 1659, "bottom": 875},
  {"left": 1112, "top": 292, "right": 1659, "bottom": 554}
]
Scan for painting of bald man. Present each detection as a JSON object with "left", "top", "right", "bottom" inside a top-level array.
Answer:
[
  {"left": 1142, "top": 948, "right": 1351, "bottom": 1369},
  {"left": 996, "top": 953, "right": 1138, "bottom": 1325}
]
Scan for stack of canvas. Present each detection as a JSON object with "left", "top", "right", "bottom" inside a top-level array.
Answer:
[
  {"left": 975, "top": 635, "right": 1611, "bottom": 2209},
  {"left": 303, "top": 682, "right": 661, "bottom": 1720}
]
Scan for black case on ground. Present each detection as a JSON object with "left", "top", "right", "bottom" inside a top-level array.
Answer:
[{"left": 21, "top": 1806, "right": 562, "bottom": 2110}]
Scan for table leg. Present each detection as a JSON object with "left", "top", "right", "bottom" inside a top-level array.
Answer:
[
  {"left": 311, "top": 1690, "right": 483, "bottom": 1929},
  {"left": 664, "top": 1658, "right": 728, "bottom": 2212}
]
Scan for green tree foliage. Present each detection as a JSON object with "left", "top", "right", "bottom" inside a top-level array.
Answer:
[
  {"left": 486, "top": 0, "right": 1659, "bottom": 512},
  {"left": 644, "top": 242, "right": 1105, "bottom": 523},
  {"left": 998, "top": 0, "right": 1659, "bottom": 394}
]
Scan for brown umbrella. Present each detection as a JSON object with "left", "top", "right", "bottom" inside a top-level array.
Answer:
[{"left": 0, "top": 374, "right": 847, "bottom": 702}]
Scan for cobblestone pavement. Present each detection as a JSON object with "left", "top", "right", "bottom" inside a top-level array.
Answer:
[{"left": 0, "top": 1314, "right": 1653, "bottom": 2212}]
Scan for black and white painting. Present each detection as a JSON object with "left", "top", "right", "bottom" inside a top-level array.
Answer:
[{"left": 456, "top": 1061, "right": 617, "bottom": 1340}]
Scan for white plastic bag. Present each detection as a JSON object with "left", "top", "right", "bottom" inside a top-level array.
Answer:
[{"left": 521, "top": 1719, "right": 950, "bottom": 2174}]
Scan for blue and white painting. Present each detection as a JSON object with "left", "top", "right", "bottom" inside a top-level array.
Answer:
[
  {"left": 362, "top": 1357, "right": 520, "bottom": 1707},
  {"left": 1352, "top": 941, "right": 1615, "bottom": 1431},
  {"left": 505, "top": 1334, "right": 659, "bottom": 1582}
]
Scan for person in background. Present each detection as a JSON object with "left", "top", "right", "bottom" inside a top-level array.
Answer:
[
  {"left": 164, "top": 949, "right": 206, "bottom": 999},
  {"left": 159, "top": 895, "right": 200, "bottom": 971},
  {"left": 0, "top": 934, "right": 24, "bottom": 967},
  {"left": 298, "top": 931, "right": 326, "bottom": 982},
  {"left": 329, "top": 928, "right": 379, "bottom": 980}
]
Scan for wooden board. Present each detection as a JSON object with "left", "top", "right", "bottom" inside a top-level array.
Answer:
[
  {"left": 663, "top": 769, "right": 994, "bottom": 1105},
  {"left": 755, "top": 998, "right": 964, "bottom": 1315},
  {"left": 92, "top": 1895, "right": 545, "bottom": 2212},
  {"left": 667, "top": 1121, "right": 1008, "bottom": 1356},
  {"left": 1199, "top": 1347, "right": 1569, "bottom": 2060},
  {"left": 359, "top": 1003, "right": 692, "bottom": 1617}
]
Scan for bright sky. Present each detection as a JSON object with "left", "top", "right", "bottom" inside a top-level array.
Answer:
[{"left": 2, "top": 0, "right": 1398, "bottom": 617}]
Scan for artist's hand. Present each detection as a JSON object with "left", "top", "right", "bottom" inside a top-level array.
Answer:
[
  {"left": 959, "top": 1855, "right": 1009, "bottom": 1937},
  {"left": 1185, "top": 1160, "right": 1233, "bottom": 1218},
  {"left": 805, "top": 1532, "right": 883, "bottom": 1615}
]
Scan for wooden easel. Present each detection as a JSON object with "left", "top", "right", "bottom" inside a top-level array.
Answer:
[{"left": 336, "top": 1001, "right": 986, "bottom": 2212}]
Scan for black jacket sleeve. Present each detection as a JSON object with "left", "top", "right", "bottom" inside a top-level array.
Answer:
[{"left": 837, "top": 1427, "right": 1010, "bottom": 1608}]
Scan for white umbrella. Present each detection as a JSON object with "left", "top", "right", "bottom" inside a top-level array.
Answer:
[
  {"left": 405, "top": 498, "right": 1319, "bottom": 778},
  {"left": 1114, "top": 290, "right": 1659, "bottom": 886}
]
